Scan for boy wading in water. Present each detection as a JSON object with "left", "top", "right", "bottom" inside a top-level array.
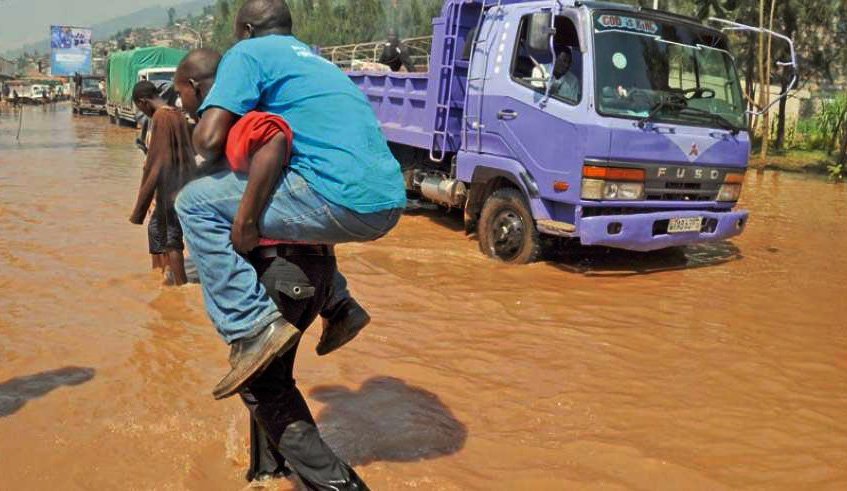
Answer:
[
  {"left": 175, "top": 2, "right": 406, "bottom": 400},
  {"left": 130, "top": 81, "right": 195, "bottom": 285}
]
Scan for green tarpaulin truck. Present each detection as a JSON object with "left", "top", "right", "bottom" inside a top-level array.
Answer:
[{"left": 105, "top": 47, "right": 186, "bottom": 127}]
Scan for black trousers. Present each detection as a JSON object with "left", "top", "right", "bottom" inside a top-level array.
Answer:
[{"left": 242, "top": 253, "right": 367, "bottom": 490}]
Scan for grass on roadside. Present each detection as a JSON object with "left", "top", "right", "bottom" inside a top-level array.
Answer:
[{"left": 749, "top": 149, "right": 834, "bottom": 175}]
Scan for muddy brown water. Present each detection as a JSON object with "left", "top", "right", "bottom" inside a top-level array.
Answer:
[{"left": 1, "top": 105, "right": 846, "bottom": 490}]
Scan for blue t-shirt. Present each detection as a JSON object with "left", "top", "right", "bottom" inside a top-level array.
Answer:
[{"left": 200, "top": 35, "right": 406, "bottom": 214}]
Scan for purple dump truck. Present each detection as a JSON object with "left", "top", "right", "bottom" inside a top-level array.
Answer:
[{"left": 334, "top": 0, "right": 795, "bottom": 263}]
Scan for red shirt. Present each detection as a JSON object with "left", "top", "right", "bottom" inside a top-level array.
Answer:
[
  {"left": 225, "top": 111, "right": 293, "bottom": 173},
  {"left": 225, "top": 112, "right": 295, "bottom": 247}
]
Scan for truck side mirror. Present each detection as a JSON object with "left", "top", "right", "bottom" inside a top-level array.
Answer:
[{"left": 527, "top": 12, "right": 553, "bottom": 53}]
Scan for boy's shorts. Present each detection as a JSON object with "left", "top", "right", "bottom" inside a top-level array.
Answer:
[{"left": 148, "top": 206, "right": 184, "bottom": 254}]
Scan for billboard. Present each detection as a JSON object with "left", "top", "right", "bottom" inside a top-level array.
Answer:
[{"left": 50, "top": 26, "right": 93, "bottom": 76}]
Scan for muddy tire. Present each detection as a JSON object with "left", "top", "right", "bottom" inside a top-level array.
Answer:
[{"left": 478, "top": 187, "right": 542, "bottom": 264}]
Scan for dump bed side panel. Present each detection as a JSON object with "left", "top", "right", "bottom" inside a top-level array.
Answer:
[{"left": 347, "top": 71, "right": 436, "bottom": 150}]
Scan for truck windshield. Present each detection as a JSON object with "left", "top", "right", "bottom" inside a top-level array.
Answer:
[
  {"left": 146, "top": 72, "right": 174, "bottom": 83},
  {"left": 82, "top": 79, "right": 100, "bottom": 92},
  {"left": 593, "top": 13, "right": 746, "bottom": 130}
]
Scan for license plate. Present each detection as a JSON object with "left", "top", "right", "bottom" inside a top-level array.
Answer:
[{"left": 668, "top": 216, "right": 703, "bottom": 234}]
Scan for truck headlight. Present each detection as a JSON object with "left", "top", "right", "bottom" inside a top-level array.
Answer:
[
  {"left": 581, "top": 165, "right": 645, "bottom": 201},
  {"left": 581, "top": 179, "right": 644, "bottom": 200},
  {"left": 581, "top": 178, "right": 605, "bottom": 200},
  {"left": 717, "top": 172, "right": 745, "bottom": 202},
  {"left": 604, "top": 181, "right": 644, "bottom": 200},
  {"left": 717, "top": 183, "right": 742, "bottom": 202}
]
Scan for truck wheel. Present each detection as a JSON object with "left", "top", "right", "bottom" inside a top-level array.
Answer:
[{"left": 478, "top": 187, "right": 542, "bottom": 264}]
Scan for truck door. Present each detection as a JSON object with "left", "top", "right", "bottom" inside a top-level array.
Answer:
[{"left": 475, "top": 12, "right": 587, "bottom": 203}]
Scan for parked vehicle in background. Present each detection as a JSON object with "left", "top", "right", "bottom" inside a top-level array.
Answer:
[
  {"left": 324, "top": 0, "right": 796, "bottom": 263},
  {"left": 137, "top": 67, "right": 179, "bottom": 85},
  {"left": 31, "top": 84, "right": 50, "bottom": 103},
  {"left": 5, "top": 82, "right": 34, "bottom": 102},
  {"left": 72, "top": 75, "right": 106, "bottom": 115},
  {"left": 105, "top": 47, "right": 186, "bottom": 127}
]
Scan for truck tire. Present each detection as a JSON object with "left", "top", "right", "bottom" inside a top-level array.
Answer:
[{"left": 478, "top": 187, "right": 542, "bottom": 264}]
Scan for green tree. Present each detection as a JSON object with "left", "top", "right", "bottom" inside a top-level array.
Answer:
[
  {"left": 168, "top": 7, "right": 177, "bottom": 27},
  {"left": 693, "top": 0, "right": 738, "bottom": 19},
  {"left": 405, "top": 0, "right": 424, "bottom": 37},
  {"left": 211, "top": 0, "right": 234, "bottom": 51}
]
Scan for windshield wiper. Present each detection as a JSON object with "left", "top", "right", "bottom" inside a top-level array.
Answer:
[
  {"left": 637, "top": 95, "right": 688, "bottom": 129},
  {"left": 676, "top": 106, "right": 741, "bottom": 135}
]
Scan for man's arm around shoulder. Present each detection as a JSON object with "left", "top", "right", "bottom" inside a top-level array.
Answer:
[
  {"left": 193, "top": 108, "right": 240, "bottom": 162},
  {"left": 231, "top": 132, "right": 290, "bottom": 253}
]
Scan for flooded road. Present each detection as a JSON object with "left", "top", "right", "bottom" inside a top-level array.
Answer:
[{"left": 1, "top": 105, "right": 846, "bottom": 490}]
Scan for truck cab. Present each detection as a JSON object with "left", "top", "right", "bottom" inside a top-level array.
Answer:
[
  {"left": 335, "top": 0, "right": 791, "bottom": 262},
  {"left": 137, "top": 67, "right": 177, "bottom": 85},
  {"left": 71, "top": 75, "right": 106, "bottom": 115},
  {"left": 466, "top": 1, "right": 750, "bottom": 259}
]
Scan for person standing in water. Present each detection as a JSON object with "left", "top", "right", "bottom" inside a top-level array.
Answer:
[{"left": 129, "top": 81, "right": 195, "bottom": 286}]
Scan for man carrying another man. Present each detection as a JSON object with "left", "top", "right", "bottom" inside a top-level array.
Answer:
[
  {"left": 175, "top": 0, "right": 405, "bottom": 401},
  {"left": 176, "top": 48, "right": 373, "bottom": 487},
  {"left": 172, "top": 0, "right": 406, "bottom": 485}
]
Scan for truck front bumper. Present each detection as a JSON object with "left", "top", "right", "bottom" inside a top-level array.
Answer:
[
  {"left": 578, "top": 209, "right": 749, "bottom": 252},
  {"left": 79, "top": 103, "right": 105, "bottom": 112}
]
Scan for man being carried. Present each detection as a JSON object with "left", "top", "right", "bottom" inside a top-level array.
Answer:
[
  {"left": 129, "top": 81, "right": 194, "bottom": 285},
  {"left": 174, "top": 0, "right": 406, "bottom": 401}
]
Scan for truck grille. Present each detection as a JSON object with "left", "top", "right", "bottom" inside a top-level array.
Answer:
[
  {"left": 644, "top": 180, "right": 720, "bottom": 201},
  {"left": 584, "top": 160, "right": 737, "bottom": 203}
]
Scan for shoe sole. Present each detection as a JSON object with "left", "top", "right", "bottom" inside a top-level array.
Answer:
[
  {"left": 212, "top": 324, "right": 302, "bottom": 400},
  {"left": 316, "top": 313, "right": 371, "bottom": 356}
]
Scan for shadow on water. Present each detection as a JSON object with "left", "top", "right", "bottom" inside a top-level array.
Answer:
[
  {"left": 546, "top": 240, "right": 743, "bottom": 277},
  {"left": 310, "top": 376, "right": 468, "bottom": 466},
  {"left": 0, "top": 367, "right": 95, "bottom": 418}
]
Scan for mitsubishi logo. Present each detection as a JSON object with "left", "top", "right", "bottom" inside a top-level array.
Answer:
[{"left": 689, "top": 143, "right": 700, "bottom": 158}]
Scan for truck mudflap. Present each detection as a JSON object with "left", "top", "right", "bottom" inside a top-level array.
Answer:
[{"left": 578, "top": 209, "right": 749, "bottom": 252}]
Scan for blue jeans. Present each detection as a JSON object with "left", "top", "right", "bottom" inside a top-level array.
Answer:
[{"left": 175, "top": 169, "right": 402, "bottom": 344}]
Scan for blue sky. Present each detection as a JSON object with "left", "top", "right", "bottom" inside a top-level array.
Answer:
[{"left": 0, "top": 0, "right": 195, "bottom": 53}]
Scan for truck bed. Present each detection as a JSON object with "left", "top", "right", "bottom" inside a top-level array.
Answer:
[
  {"left": 347, "top": 71, "right": 432, "bottom": 150},
  {"left": 347, "top": 65, "right": 468, "bottom": 155}
]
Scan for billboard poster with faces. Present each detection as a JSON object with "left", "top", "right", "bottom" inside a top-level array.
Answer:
[{"left": 50, "top": 26, "right": 93, "bottom": 76}]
